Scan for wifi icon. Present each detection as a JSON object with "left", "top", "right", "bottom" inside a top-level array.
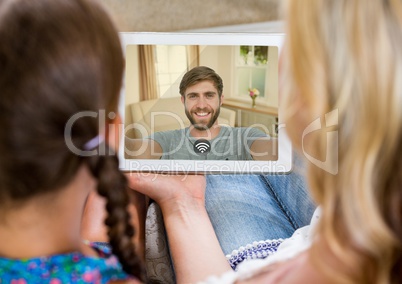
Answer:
[{"left": 193, "top": 139, "right": 211, "bottom": 155}]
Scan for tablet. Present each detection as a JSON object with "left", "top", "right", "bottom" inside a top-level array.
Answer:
[{"left": 118, "top": 32, "right": 292, "bottom": 174}]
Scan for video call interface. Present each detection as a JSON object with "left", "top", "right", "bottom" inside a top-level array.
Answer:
[{"left": 123, "top": 44, "right": 279, "bottom": 162}]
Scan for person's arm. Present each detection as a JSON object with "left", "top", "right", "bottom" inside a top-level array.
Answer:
[
  {"left": 127, "top": 174, "right": 231, "bottom": 283},
  {"left": 124, "top": 137, "right": 163, "bottom": 159},
  {"left": 250, "top": 137, "right": 278, "bottom": 161}
]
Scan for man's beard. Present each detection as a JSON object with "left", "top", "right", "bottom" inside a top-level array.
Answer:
[{"left": 185, "top": 107, "right": 221, "bottom": 130}]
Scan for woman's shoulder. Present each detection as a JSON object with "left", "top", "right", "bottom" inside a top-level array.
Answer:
[{"left": 237, "top": 251, "right": 333, "bottom": 284}]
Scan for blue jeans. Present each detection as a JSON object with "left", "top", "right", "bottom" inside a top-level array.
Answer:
[{"left": 205, "top": 156, "right": 316, "bottom": 255}]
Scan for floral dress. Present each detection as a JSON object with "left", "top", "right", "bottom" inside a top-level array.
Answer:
[{"left": 0, "top": 242, "right": 134, "bottom": 284}]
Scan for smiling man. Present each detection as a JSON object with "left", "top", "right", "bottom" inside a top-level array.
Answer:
[
  {"left": 183, "top": 80, "right": 221, "bottom": 132},
  {"left": 143, "top": 66, "right": 276, "bottom": 160},
  {"left": 180, "top": 67, "right": 224, "bottom": 140}
]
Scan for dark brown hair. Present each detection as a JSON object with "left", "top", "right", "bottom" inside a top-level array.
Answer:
[
  {"left": 0, "top": 0, "right": 143, "bottom": 280},
  {"left": 179, "top": 66, "right": 223, "bottom": 98}
]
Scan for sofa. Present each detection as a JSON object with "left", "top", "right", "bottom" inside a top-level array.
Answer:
[{"left": 129, "top": 96, "right": 236, "bottom": 138}]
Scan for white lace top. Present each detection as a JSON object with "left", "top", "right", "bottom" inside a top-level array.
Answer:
[{"left": 199, "top": 208, "right": 321, "bottom": 284}]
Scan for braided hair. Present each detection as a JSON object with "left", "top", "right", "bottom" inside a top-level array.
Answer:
[{"left": 86, "top": 145, "right": 145, "bottom": 279}]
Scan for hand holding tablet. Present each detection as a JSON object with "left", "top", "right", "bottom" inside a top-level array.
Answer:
[{"left": 118, "top": 32, "right": 291, "bottom": 174}]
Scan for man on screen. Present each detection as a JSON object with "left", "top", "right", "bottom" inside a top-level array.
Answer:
[{"left": 127, "top": 66, "right": 277, "bottom": 160}]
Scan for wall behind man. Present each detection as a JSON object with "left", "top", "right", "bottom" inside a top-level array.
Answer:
[{"left": 98, "top": 0, "right": 280, "bottom": 32}]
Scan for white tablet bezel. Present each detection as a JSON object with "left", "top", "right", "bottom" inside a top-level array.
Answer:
[{"left": 118, "top": 32, "right": 292, "bottom": 174}]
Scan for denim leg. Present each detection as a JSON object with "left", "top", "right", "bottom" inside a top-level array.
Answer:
[
  {"left": 205, "top": 153, "right": 316, "bottom": 255},
  {"left": 260, "top": 154, "right": 316, "bottom": 229}
]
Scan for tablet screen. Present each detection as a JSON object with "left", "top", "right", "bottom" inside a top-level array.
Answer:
[{"left": 118, "top": 33, "right": 291, "bottom": 174}]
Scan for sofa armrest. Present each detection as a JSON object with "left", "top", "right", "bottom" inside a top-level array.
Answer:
[
  {"left": 145, "top": 202, "right": 175, "bottom": 283},
  {"left": 219, "top": 107, "right": 236, "bottom": 127}
]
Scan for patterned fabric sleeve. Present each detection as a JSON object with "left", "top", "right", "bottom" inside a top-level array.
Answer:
[
  {"left": 226, "top": 239, "right": 283, "bottom": 270},
  {"left": 0, "top": 241, "right": 134, "bottom": 284}
]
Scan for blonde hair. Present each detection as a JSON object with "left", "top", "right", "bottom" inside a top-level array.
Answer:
[{"left": 282, "top": 0, "right": 402, "bottom": 283}]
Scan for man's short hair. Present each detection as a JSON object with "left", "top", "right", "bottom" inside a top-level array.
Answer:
[{"left": 179, "top": 66, "right": 223, "bottom": 97}]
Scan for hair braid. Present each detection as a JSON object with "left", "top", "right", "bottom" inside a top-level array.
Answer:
[{"left": 86, "top": 144, "right": 145, "bottom": 281}]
